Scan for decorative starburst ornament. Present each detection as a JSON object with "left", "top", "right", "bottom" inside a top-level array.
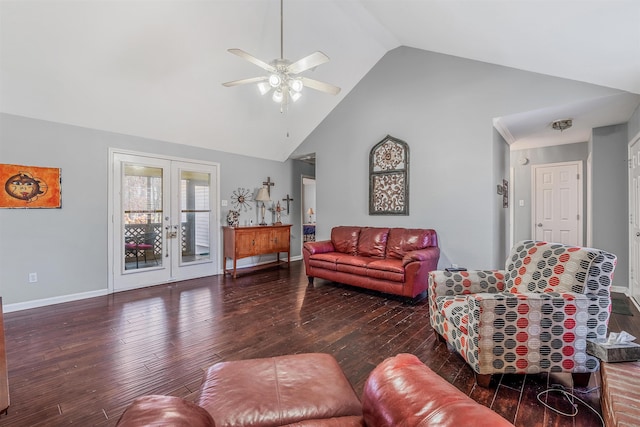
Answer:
[{"left": 231, "top": 187, "right": 253, "bottom": 212}]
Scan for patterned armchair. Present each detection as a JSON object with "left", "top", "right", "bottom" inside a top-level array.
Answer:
[{"left": 429, "top": 240, "right": 617, "bottom": 387}]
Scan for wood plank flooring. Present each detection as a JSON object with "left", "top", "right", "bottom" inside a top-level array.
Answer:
[{"left": 1, "top": 261, "right": 639, "bottom": 426}]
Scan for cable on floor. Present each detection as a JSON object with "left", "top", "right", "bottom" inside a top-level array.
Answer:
[{"left": 536, "top": 384, "right": 604, "bottom": 427}]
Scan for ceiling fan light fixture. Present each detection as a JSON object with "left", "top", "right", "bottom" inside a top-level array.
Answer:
[
  {"left": 290, "top": 79, "right": 303, "bottom": 92},
  {"left": 272, "top": 89, "right": 284, "bottom": 103},
  {"left": 290, "top": 90, "right": 302, "bottom": 102},
  {"left": 257, "top": 82, "right": 270, "bottom": 95},
  {"left": 552, "top": 119, "right": 573, "bottom": 132},
  {"left": 223, "top": 0, "right": 340, "bottom": 112},
  {"left": 269, "top": 73, "right": 282, "bottom": 88}
]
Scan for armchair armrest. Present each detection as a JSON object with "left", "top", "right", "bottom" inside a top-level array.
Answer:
[
  {"left": 402, "top": 247, "right": 440, "bottom": 267},
  {"left": 429, "top": 270, "right": 506, "bottom": 296},
  {"left": 303, "top": 240, "right": 336, "bottom": 255}
]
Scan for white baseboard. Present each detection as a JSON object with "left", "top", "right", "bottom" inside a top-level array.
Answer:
[
  {"left": 3, "top": 289, "right": 109, "bottom": 313},
  {"left": 611, "top": 285, "right": 629, "bottom": 294},
  {"left": 4, "top": 255, "right": 304, "bottom": 313}
]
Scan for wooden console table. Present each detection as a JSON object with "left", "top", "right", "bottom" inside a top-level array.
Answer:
[
  {"left": 223, "top": 225, "right": 292, "bottom": 278},
  {"left": 0, "top": 297, "right": 9, "bottom": 416}
]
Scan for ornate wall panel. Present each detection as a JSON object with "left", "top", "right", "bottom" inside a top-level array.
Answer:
[{"left": 369, "top": 135, "right": 409, "bottom": 215}]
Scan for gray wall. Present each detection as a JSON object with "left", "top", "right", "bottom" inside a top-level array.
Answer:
[
  {"left": 510, "top": 142, "right": 590, "bottom": 244},
  {"left": 592, "top": 124, "right": 629, "bottom": 287},
  {"left": 0, "top": 113, "right": 313, "bottom": 307},
  {"left": 291, "top": 46, "right": 624, "bottom": 270}
]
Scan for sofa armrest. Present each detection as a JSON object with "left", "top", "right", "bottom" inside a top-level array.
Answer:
[
  {"left": 429, "top": 270, "right": 506, "bottom": 296},
  {"left": 361, "top": 354, "right": 514, "bottom": 427},
  {"left": 303, "top": 240, "right": 336, "bottom": 255},
  {"left": 116, "top": 395, "right": 216, "bottom": 427},
  {"left": 402, "top": 247, "right": 440, "bottom": 267}
]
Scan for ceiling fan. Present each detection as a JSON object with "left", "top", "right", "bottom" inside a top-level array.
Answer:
[{"left": 223, "top": 0, "right": 341, "bottom": 111}]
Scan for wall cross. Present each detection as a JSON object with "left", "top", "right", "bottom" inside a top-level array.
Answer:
[
  {"left": 262, "top": 176, "right": 275, "bottom": 197},
  {"left": 282, "top": 194, "right": 294, "bottom": 214}
]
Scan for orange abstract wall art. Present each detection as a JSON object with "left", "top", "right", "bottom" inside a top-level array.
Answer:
[{"left": 0, "top": 164, "right": 61, "bottom": 208}]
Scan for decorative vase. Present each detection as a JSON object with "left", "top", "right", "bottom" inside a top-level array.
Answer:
[{"left": 226, "top": 210, "right": 240, "bottom": 227}]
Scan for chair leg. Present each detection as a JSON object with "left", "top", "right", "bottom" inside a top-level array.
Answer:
[
  {"left": 476, "top": 374, "right": 492, "bottom": 388},
  {"left": 435, "top": 331, "right": 446, "bottom": 343},
  {"left": 308, "top": 276, "right": 314, "bottom": 285},
  {"left": 572, "top": 372, "right": 591, "bottom": 388}
]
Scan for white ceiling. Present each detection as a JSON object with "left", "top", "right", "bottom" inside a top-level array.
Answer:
[{"left": 1, "top": 0, "right": 639, "bottom": 161}]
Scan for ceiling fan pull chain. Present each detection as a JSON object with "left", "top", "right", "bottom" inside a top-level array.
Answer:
[{"left": 280, "top": 0, "right": 284, "bottom": 60}]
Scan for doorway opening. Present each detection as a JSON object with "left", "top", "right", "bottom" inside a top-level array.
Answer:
[{"left": 301, "top": 176, "right": 316, "bottom": 250}]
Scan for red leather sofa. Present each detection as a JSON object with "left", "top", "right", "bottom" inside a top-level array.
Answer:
[
  {"left": 302, "top": 226, "right": 440, "bottom": 298},
  {"left": 116, "top": 353, "right": 514, "bottom": 426}
]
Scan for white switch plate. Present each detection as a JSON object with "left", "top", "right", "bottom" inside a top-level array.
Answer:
[
  {"left": 29, "top": 272, "right": 38, "bottom": 283},
  {"left": 221, "top": 200, "right": 228, "bottom": 206},
  {"left": 519, "top": 200, "right": 525, "bottom": 207}
]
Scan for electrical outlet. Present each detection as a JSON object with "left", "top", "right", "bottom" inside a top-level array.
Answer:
[
  {"left": 221, "top": 200, "right": 228, "bottom": 206},
  {"left": 29, "top": 272, "right": 38, "bottom": 283}
]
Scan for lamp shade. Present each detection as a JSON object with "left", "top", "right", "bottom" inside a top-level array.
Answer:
[
  {"left": 255, "top": 186, "right": 271, "bottom": 202},
  {"left": 307, "top": 208, "right": 314, "bottom": 215}
]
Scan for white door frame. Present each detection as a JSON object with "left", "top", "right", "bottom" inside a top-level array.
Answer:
[
  {"left": 108, "top": 148, "right": 221, "bottom": 293},
  {"left": 531, "top": 161, "right": 583, "bottom": 245},
  {"left": 300, "top": 175, "right": 315, "bottom": 254},
  {"left": 628, "top": 131, "right": 640, "bottom": 309}
]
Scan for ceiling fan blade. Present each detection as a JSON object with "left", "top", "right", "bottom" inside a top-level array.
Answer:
[
  {"left": 300, "top": 77, "right": 341, "bottom": 95},
  {"left": 287, "top": 51, "right": 330, "bottom": 75},
  {"left": 222, "top": 76, "right": 268, "bottom": 87},
  {"left": 227, "top": 48, "right": 276, "bottom": 73}
]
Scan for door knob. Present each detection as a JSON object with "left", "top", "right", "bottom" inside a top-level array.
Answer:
[
  {"left": 636, "top": 232, "right": 640, "bottom": 237},
  {"left": 537, "top": 223, "right": 543, "bottom": 227}
]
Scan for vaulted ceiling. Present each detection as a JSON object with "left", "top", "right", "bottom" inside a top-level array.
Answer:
[{"left": 1, "top": 0, "right": 639, "bottom": 161}]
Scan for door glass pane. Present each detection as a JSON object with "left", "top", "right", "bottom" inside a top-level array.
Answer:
[
  {"left": 122, "top": 164, "right": 163, "bottom": 270},
  {"left": 180, "top": 170, "right": 211, "bottom": 263}
]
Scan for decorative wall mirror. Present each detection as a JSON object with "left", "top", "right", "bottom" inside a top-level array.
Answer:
[{"left": 369, "top": 135, "right": 409, "bottom": 215}]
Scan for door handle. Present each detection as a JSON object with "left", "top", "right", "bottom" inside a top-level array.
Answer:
[
  {"left": 537, "top": 223, "right": 543, "bottom": 227},
  {"left": 636, "top": 232, "right": 640, "bottom": 237}
]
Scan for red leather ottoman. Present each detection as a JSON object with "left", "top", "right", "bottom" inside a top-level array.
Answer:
[{"left": 197, "top": 353, "right": 363, "bottom": 427}]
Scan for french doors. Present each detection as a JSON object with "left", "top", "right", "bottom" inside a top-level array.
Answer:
[
  {"left": 110, "top": 151, "right": 219, "bottom": 291},
  {"left": 532, "top": 161, "right": 582, "bottom": 245}
]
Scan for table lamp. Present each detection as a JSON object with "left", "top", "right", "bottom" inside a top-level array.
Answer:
[
  {"left": 307, "top": 207, "right": 314, "bottom": 223},
  {"left": 255, "top": 186, "right": 271, "bottom": 225}
]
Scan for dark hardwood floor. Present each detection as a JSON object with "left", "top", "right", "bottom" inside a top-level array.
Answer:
[{"left": 1, "top": 261, "right": 639, "bottom": 426}]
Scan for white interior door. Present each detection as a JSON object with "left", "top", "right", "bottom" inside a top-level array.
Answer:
[
  {"left": 532, "top": 162, "right": 582, "bottom": 245},
  {"left": 629, "top": 135, "right": 640, "bottom": 305},
  {"left": 111, "top": 152, "right": 219, "bottom": 292}
]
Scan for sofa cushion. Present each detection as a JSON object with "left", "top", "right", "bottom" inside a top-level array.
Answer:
[
  {"left": 335, "top": 255, "right": 375, "bottom": 276},
  {"left": 116, "top": 395, "right": 216, "bottom": 427},
  {"left": 197, "top": 353, "right": 362, "bottom": 427},
  {"left": 308, "top": 252, "right": 343, "bottom": 271},
  {"left": 336, "top": 255, "right": 375, "bottom": 268},
  {"left": 331, "top": 226, "right": 361, "bottom": 255},
  {"left": 357, "top": 228, "right": 390, "bottom": 258},
  {"left": 386, "top": 228, "right": 436, "bottom": 259},
  {"left": 367, "top": 259, "right": 404, "bottom": 282}
]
